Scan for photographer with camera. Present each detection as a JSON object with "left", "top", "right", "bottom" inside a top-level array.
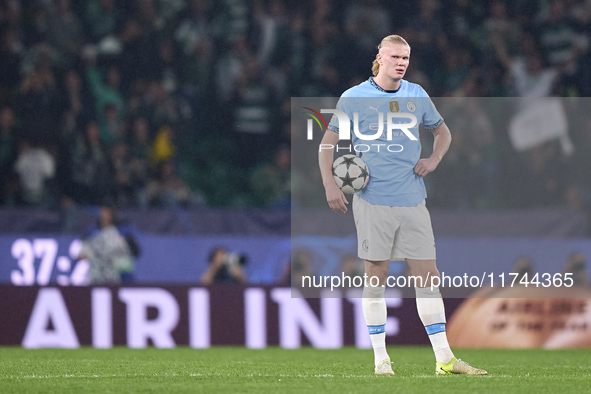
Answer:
[{"left": 200, "top": 247, "right": 248, "bottom": 285}]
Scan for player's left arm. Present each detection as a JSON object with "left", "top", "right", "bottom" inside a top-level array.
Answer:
[{"left": 414, "top": 122, "right": 451, "bottom": 178}]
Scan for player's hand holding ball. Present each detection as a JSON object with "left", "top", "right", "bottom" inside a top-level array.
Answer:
[{"left": 328, "top": 154, "right": 370, "bottom": 213}]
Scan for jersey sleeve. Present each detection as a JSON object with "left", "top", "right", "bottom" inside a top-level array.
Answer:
[
  {"left": 327, "top": 92, "right": 351, "bottom": 133},
  {"left": 419, "top": 87, "right": 444, "bottom": 130}
]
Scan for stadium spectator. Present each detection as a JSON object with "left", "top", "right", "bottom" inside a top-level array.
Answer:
[
  {"left": 109, "top": 141, "right": 135, "bottom": 207},
  {"left": 0, "top": 107, "right": 17, "bottom": 204},
  {"left": 14, "top": 139, "right": 55, "bottom": 206},
  {"left": 484, "top": 0, "right": 521, "bottom": 57},
  {"left": 0, "top": 26, "right": 23, "bottom": 96},
  {"left": 344, "top": 0, "right": 391, "bottom": 54},
  {"left": 141, "top": 81, "right": 181, "bottom": 128},
  {"left": 176, "top": 0, "right": 213, "bottom": 93},
  {"left": 141, "top": 159, "right": 192, "bottom": 208},
  {"left": 250, "top": 145, "right": 290, "bottom": 208},
  {"left": 17, "top": 62, "right": 59, "bottom": 145},
  {"left": 216, "top": 35, "right": 250, "bottom": 103},
  {"left": 492, "top": 32, "right": 582, "bottom": 97},
  {"left": 118, "top": 8, "right": 161, "bottom": 83},
  {"left": 443, "top": 0, "right": 485, "bottom": 39},
  {"left": 68, "top": 120, "right": 111, "bottom": 205},
  {"left": 403, "top": 0, "right": 444, "bottom": 77},
  {"left": 156, "top": 39, "right": 179, "bottom": 94},
  {"left": 59, "top": 70, "right": 93, "bottom": 133},
  {"left": 428, "top": 97, "right": 499, "bottom": 208},
  {"left": 304, "top": 21, "right": 346, "bottom": 97},
  {"left": 85, "top": 53, "right": 125, "bottom": 142},
  {"left": 537, "top": 1, "right": 587, "bottom": 69},
  {"left": 570, "top": 115, "right": 591, "bottom": 210},
  {"left": 149, "top": 125, "right": 176, "bottom": 167},
  {"left": 128, "top": 117, "right": 151, "bottom": 195},
  {"left": 84, "top": 0, "right": 119, "bottom": 42},
  {"left": 101, "top": 103, "right": 126, "bottom": 145},
  {"left": 433, "top": 46, "right": 473, "bottom": 96},
  {"left": 519, "top": 140, "right": 574, "bottom": 208},
  {"left": 231, "top": 55, "right": 279, "bottom": 168},
  {"left": 44, "top": 0, "right": 84, "bottom": 65}
]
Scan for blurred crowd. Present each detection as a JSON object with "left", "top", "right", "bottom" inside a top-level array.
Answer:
[{"left": 1, "top": 0, "right": 591, "bottom": 211}]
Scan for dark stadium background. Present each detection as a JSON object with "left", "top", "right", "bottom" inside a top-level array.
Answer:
[{"left": 0, "top": 0, "right": 590, "bottom": 349}]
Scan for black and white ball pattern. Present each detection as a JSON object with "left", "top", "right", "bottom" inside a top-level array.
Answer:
[{"left": 332, "top": 154, "right": 369, "bottom": 194}]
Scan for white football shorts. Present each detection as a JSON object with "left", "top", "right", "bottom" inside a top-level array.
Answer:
[{"left": 352, "top": 195, "right": 436, "bottom": 261}]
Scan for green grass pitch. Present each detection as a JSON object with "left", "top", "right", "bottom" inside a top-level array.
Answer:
[{"left": 0, "top": 347, "right": 590, "bottom": 393}]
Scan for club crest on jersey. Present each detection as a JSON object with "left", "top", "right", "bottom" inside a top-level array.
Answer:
[
  {"left": 362, "top": 239, "right": 369, "bottom": 252},
  {"left": 407, "top": 101, "right": 416, "bottom": 112},
  {"left": 389, "top": 101, "right": 399, "bottom": 113}
]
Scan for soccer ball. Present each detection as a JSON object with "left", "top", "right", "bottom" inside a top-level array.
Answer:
[{"left": 332, "top": 154, "right": 369, "bottom": 194}]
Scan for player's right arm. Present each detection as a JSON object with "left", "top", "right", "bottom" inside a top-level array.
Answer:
[{"left": 319, "top": 130, "right": 349, "bottom": 213}]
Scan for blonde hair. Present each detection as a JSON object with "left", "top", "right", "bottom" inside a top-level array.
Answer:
[{"left": 371, "top": 35, "right": 411, "bottom": 76}]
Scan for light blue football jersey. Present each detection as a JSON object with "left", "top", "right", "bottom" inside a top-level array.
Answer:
[{"left": 328, "top": 77, "right": 443, "bottom": 207}]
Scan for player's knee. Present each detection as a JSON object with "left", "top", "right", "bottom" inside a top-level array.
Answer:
[
  {"left": 363, "top": 261, "right": 388, "bottom": 283},
  {"left": 364, "top": 273, "right": 386, "bottom": 287}
]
